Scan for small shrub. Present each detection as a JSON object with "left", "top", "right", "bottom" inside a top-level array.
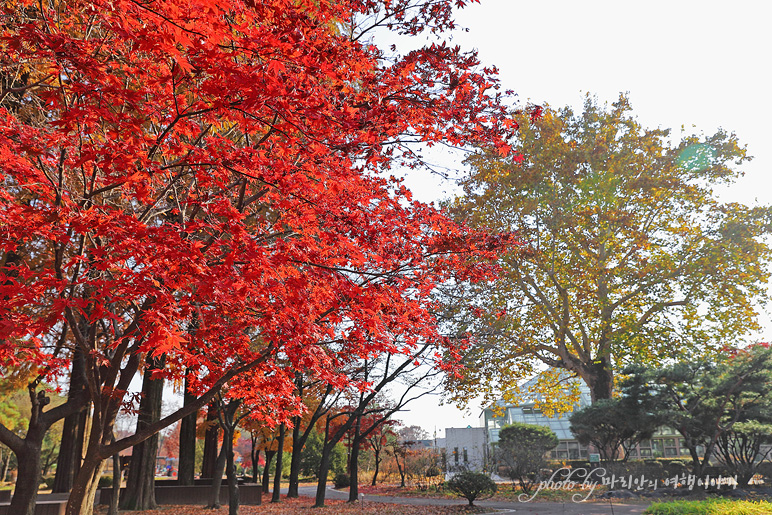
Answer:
[
  {"left": 333, "top": 472, "right": 350, "bottom": 489},
  {"left": 425, "top": 466, "right": 442, "bottom": 477},
  {"left": 446, "top": 471, "right": 497, "bottom": 506},
  {"left": 97, "top": 475, "right": 113, "bottom": 488}
]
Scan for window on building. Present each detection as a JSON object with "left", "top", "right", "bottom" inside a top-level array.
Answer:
[
  {"left": 652, "top": 439, "right": 663, "bottom": 457},
  {"left": 454, "top": 447, "right": 459, "bottom": 464},
  {"left": 664, "top": 438, "right": 678, "bottom": 457},
  {"left": 550, "top": 442, "right": 569, "bottom": 459},
  {"left": 638, "top": 439, "right": 652, "bottom": 457},
  {"left": 463, "top": 447, "right": 468, "bottom": 463}
]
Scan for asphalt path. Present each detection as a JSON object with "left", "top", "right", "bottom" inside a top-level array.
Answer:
[{"left": 290, "top": 485, "right": 651, "bottom": 514}]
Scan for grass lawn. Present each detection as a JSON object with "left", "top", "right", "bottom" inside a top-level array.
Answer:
[{"left": 644, "top": 498, "right": 772, "bottom": 514}]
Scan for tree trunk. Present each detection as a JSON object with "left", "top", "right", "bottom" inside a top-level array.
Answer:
[
  {"left": 314, "top": 441, "right": 334, "bottom": 508},
  {"left": 586, "top": 357, "right": 614, "bottom": 402},
  {"left": 64, "top": 450, "right": 107, "bottom": 515},
  {"left": 61, "top": 348, "right": 255, "bottom": 515},
  {"left": 226, "top": 430, "right": 240, "bottom": 515},
  {"left": 698, "top": 440, "right": 718, "bottom": 479},
  {"left": 53, "top": 409, "right": 88, "bottom": 492},
  {"left": 348, "top": 440, "right": 360, "bottom": 501},
  {"left": 682, "top": 433, "right": 707, "bottom": 478},
  {"left": 686, "top": 444, "right": 702, "bottom": 476},
  {"left": 7, "top": 441, "right": 42, "bottom": 515},
  {"left": 107, "top": 432, "right": 121, "bottom": 515},
  {"left": 208, "top": 399, "right": 240, "bottom": 511},
  {"left": 348, "top": 415, "right": 362, "bottom": 502},
  {"left": 42, "top": 445, "right": 57, "bottom": 477},
  {"left": 53, "top": 348, "right": 88, "bottom": 493},
  {"left": 395, "top": 451, "right": 406, "bottom": 487},
  {"left": 314, "top": 405, "right": 374, "bottom": 508},
  {"left": 287, "top": 381, "right": 333, "bottom": 497},
  {"left": 201, "top": 402, "right": 220, "bottom": 479},
  {"left": 6, "top": 387, "right": 87, "bottom": 515},
  {"left": 4, "top": 386, "right": 88, "bottom": 515},
  {"left": 63, "top": 374, "right": 227, "bottom": 515},
  {"left": 0, "top": 447, "right": 10, "bottom": 482},
  {"left": 287, "top": 417, "right": 301, "bottom": 498},
  {"left": 262, "top": 450, "right": 275, "bottom": 493},
  {"left": 121, "top": 358, "right": 164, "bottom": 510},
  {"left": 271, "top": 424, "right": 285, "bottom": 503},
  {"left": 207, "top": 436, "right": 227, "bottom": 509},
  {"left": 177, "top": 374, "right": 198, "bottom": 486},
  {"left": 250, "top": 441, "right": 260, "bottom": 484},
  {"left": 371, "top": 446, "right": 381, "bottom": 486}
]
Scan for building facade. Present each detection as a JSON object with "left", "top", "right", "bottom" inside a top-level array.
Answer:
[
  {"left": 481, "top": 376, "right": 692, "bottom": 460},
  {"left": 444, "top": 427, "right": 489, "bottom": 476}
]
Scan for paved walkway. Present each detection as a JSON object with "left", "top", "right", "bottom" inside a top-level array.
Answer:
[{"left": 293, "top": 486, "right": 651, "bottom": 514}]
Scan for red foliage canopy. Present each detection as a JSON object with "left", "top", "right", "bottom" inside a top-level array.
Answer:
[{"left": 0, "top": 0, "right": 516, "bottom": 482}]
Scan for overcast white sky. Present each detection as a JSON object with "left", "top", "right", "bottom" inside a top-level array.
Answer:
[{"left": 396, "top": 0, "right": 772, "bottom": 436}]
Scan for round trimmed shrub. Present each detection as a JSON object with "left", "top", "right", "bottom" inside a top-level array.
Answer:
[
  {"left": 446, "top": 471, "right": 497, "bottom": 506},
  {"left": 333, "top": 472, "right": 351, "bottom": 489}
]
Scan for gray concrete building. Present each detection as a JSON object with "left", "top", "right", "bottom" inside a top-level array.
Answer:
[{"left": 444, "top": 427, "right": 489, "bottom": 476}]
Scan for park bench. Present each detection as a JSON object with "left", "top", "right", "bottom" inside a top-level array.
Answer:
[{"left": 0, "top": 499, "right": 67, "bottom": 515}]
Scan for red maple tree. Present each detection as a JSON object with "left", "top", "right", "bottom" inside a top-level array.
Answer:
[{"left": 0, "top": 1, "right": 516, "bottom": 513}]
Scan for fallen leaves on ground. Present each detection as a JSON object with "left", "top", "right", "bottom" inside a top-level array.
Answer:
[
  {"left": 357, "top": 484, "right": 455, "bottom": 499},
  {"left": 94, "top": 497, "right": 486, "bottom": 515}
]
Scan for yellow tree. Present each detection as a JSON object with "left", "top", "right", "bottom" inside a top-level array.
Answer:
[{"left": 448, "top": 94, "right": 772, "bottom": 406}]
